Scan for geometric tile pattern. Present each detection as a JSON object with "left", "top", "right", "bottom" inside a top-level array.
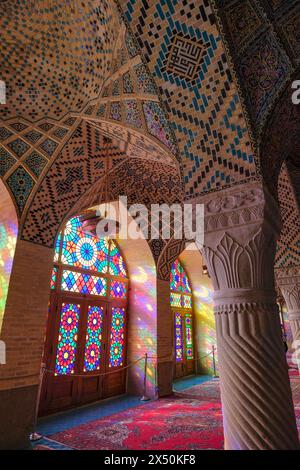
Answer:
[
  {"left": 238, "top": 30, "right": 292, "bottom": 127},
  {"left": 21, "top": 121, "right": 128, "bottom": 247},
  {"left": 211, "top": 0, "right": 297, "bottom": 136},
  {"left": 120, "top": 0, "right": 257, "bottom": 197},
  {"left": 0, "top": 147, "right": 16, "bottom": 177},
  {"left": 6, "top": 166, "right": 34, "bottom": 213},
  {"left": 7, "top": 138, "right": 30, "bottom": 158},
  {"left": 38, "top": 138, "right": 58, "bottom": 157},
  {"left": 0, "top": 1, "right": 120, "bottom": 121},
  {"left": 23, "top": 151, "right": 48, "bottom": 178},
  {"left": 276, "top": 163, "right": 300, "bottom": 268},
  {"left": 166, "top": 35, "right": 205, "bottom": 81},
  {"left": 23, "top": 130, "right": 43, "bottom": 144},
  {"left": 0, "top": 127, "right": 13, "bottom": 141}
]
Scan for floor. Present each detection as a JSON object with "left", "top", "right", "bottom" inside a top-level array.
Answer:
[
  {"left": 33, "top": 375, "right": 212, "bottom": 450},
  {"left": 32, "top": 372, "right": 300, "bottom": 450}
]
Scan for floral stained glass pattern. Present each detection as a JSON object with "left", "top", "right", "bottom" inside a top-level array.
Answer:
[
  {"left": 84, "top": 306, "right": 104, "bottom": 372},
  {"left": 110, "top": 280, "right": 127, "bottom": 299},
  {"left": 175, "top": 312, "right": 183, "bottom": 362},
  {"left": 109, "top": 307, "right": 125, "bottom": 367},
  {"left": 61, "top": 270, "right": 107, "bottom": 296},
  {"left": 51, "top": 215, "right": 128, "bottom": 377},
  {"left": 55, "top": 303, "right": 80, "bottom": 375},
  {"left": 61, "top": 217, "right": 108, "bottom": 273}
]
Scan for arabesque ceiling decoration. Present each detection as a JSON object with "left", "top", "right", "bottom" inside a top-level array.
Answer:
[{"left": 0, "top": 0, "right": 299, "bottom": 273}]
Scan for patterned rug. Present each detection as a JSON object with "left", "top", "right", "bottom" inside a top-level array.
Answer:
[
  {"left": 41, "top": 373, "right": 300, "bottom": 450},
  {"left": 175, "top": 378, "right": 221, "bottom": 402},
  {"left": 49, "top": 396, "right": 224, "bottom": 450}
]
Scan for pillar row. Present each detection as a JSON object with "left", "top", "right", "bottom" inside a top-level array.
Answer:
[
  {"left": 200, "top": 182, "right": 299, "bottom": 450},
  {"left": 277, "top": 267, "right": 300, "bottom": 370}
]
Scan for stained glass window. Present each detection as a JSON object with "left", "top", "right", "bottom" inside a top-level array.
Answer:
[
  {"left": 170, "top": 259, "right": 192, "bottom": 309},
  {"left": 55, "top": 303, "right": 80, "bottom": 375},
  {"left": 61, "top": 217, "right": 109, "bottom": 273},
  {"left": 170, "top": 258, "right": 193, "bottom": 362},
  {"left": 185, "top": 314, "right": 193, "bottom": 360},
  {"left": 170, "top": 259, "right": 183, "bottom": 292},
  {"left": 51, "top": 214, "right": 128, "bottom": 377},
  {"left": 175, "top": 312, "right": 183, "bottom": 362},
  {"left": 61, "top": 270, "right": 107, "bottom": 296},
  {"left": 170, "top": 292, "right": 181, "bottom": 308},
  {"left": 51, "top": 266, "right": 58, "bottom": 290},
  {"left": 109, "top": 307, "right": 125, "bottom": 367},
  {"left": 54, "top": 233, "right": 61, "bottom": 262},
  {"left": 53, "top": 216, "right": 128, "bottom": 296},
  {"left": 84, "top": 305, "right": 104, "bottom": 372},
  {"left": 109, "top": 240, "right": 127, "bottom": 277},
  {"left": 110, "top": 280, "right": 127, "bottom": 299},
  {"left": 182, "top": 294, "right": 192, "bottom": 309}
]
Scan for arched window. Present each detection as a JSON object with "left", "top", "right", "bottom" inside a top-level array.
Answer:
[
  {"left": 41, "top": 215, "right": 129, "bottom": 414},
  {"left": 170, "top": 259, "right": 194, "bottom": 378}
]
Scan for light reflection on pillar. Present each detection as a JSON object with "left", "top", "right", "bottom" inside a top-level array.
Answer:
[
  {"left": 129, "top": 265, "right": 157, "bottom": 390},
  {"left": 193, "top": 284, "right": 217, "bottom": 374}
]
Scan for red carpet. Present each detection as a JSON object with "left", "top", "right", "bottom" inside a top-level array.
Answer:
[
  {"left": 50, "top": 396, "right": 224, "bottom": 450},
  {"left": 45, "top": 373, "right": 300, "bottom": 450}
]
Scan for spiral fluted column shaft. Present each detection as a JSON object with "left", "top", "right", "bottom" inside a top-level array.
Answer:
[
  {"left": 277, "top": 269, "right": 300, "bottom": 371},
  {"left": 201, "top": 182, "right": 299, "bottom": 449},
  {"left": 290, "top": 314, "right": 300, "bottom": 344},
  {"left": 215, "top": 299, "right": 298, "bottom": 449}
]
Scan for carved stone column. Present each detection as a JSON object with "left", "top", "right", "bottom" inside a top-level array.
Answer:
[
  {"left": 277, "top": 267, "right": 300, "bottom": 370},
  {"left": 200, "top": 182, "right": 299, "bottom": 450}
]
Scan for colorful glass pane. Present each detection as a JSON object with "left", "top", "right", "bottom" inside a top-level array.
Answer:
[
  {"left": 54, "top": 233, "right": 61, "bottom": 262},
  {"left": 182, "top": 271, "right": 191, "bottom": 293},
  {"left": 84, "top": 305, "right": 103, "bottom": 372},
  {"left": 170, "top": 292, "right": 181, "bottom": 308},
  {"left": 175, "top": 312, "right": 183, "bottom": 362},
  {"left": 50, "top": 266, "right": 58, "bottom": 290},
  {"left": 170, "top": 259, "right": 183, "bottom": 292},
  {"left": 61, "top": 270, "right": 107, "bottom": 296},
  {"left": 110, "top": 280, "right": 127, "bottom": 299},
  {"left": 185, "top": 314, "right": 193, "bottom": 360},
  {"left": 55, "top": 303, "right": 80, "bottom": 375},
  {"left": 109, "top": 307, "right": 125, "bottom": 367},
  {"left": 182, "top": 294, "right": 192, "bottom": 309},
  {"left": 61, "top": 217, "right": 108, "bottom": 273},
  {"left": 109, "top": 240, "right": 127, "bottom": 277}
]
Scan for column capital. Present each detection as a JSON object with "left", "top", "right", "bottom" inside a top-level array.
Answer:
[
  {"left": 276, "top": 267, "right": 300, "bottom": 319},
  {"left": 195, "top": 181, "right": 281, "bottom": 236}
]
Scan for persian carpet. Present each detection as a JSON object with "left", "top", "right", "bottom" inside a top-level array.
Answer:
[
  {"left": 41, "top": 374, "right": 300, "bottom": 450},
  {"left": 49, "top": 395, "right": 224, "bottom": 450}
]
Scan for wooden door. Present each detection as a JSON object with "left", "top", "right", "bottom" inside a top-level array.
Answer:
[{"left": 39, "top": 294, "right": 127, "bottom": 415}]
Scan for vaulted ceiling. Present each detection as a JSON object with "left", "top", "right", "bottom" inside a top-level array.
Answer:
[{"left": 0, "top": 0, "right": 299, "bottom": 270}]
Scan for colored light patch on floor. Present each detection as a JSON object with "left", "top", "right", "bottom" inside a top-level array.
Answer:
[{"left": 48, "top": 396, "right": 224, "bottom": 450}]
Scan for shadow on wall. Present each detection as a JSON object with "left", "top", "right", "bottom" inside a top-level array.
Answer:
[
  {"left": 179, "top": 244, "right": 217, "bottom": 375},
  {"left": 0, "top": 180, "right": 18, "bottom": 334}
]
